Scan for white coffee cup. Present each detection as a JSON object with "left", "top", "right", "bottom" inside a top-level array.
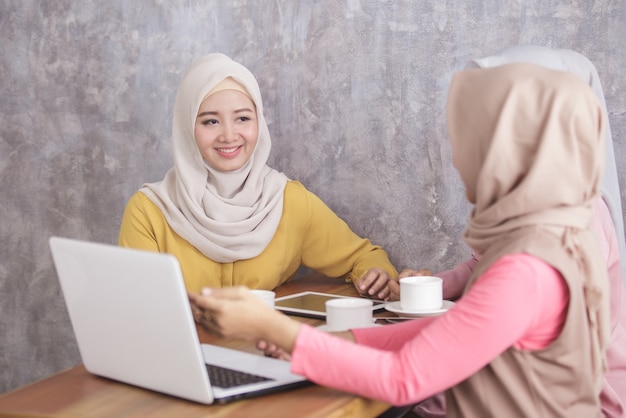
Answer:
[
  {"left": 250, "top": 289, "right": 276, "bottom": 308},
  {"left": 400, "top": 276, "right": 443, "bottom": 311},
  {"left": 325, "top": 298, "right": 373, "bottom": 332}
]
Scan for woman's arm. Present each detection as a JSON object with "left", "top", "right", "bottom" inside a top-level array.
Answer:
[
  {"left": 437, "top": 253, "right": 479, "bottom": 300},
  {"left": 191, "top": 254, "right": 567, "bottom": 405},
  {"left": 296, "top": 183, "right": 398, "bottom": 298},
  {"left": 290, "top": 254, "right": 567, "bottom": 405},
  {"left": 189, "top": 287, "right": 303, "bottom": 351}
]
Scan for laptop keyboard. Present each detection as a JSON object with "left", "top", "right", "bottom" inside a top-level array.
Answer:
[{"left": 206, "top": 363, "right": 273, "bottom": 388}]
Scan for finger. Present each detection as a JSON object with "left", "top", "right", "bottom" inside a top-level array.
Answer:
[
  {"left": 376, "top": 284, "right": 391, "bottom": 300},
  {"left": 188, "top": 295, "right": 206, "bottom": 321},
  {"left": 398, "top": 269, "right": 420, "bottom": 278},
  {"left": 188, "top": 291, "right": 222, "bottom": 315},
  {"left": 197, "top": 311, "right": 218, "bottom": 329},
  {"left": 388, "top": 280, "right": 401, "bottom": 301},
  {"left": 365, "top": 274, "right": 389, "bottom": 297},
  {"left": 264, "top": 346, "right": 279, "bottom": 358},
  {"left": 398, "top": 268, "right": 433, "bottom": 278},
  {"left": 195, "top": 311, "right": 221, "bottom": 334},
  {"left": 201, "top": 286, "right": 250, "bottom": 299},
  {"left": 192, "top": 286, "right": 250, "bottom": 312},
  {"left": 359, "top": 268, "right": 390, "bottom": 294},
  {"left": 257, "top": 340, "right": 279, "bottom": 358},
  {"left": 356, "top": 271, "right": 377, "bottom": 293},
  {"left": 188, "top": 291, "right": 202, "bottom": 306},
  {"left": 192, "top": 308, "right": 203, "bottom": 323}
]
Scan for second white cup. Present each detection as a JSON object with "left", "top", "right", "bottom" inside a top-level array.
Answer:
[
  {"left": 250, "top": 289, "right": 276, "bottom": 308},
  {"left": 325, "top": 298, "right": 373, "bottom": 332},
  {"left": 400, "top": 276, "right": 443, "bottom": 311}
]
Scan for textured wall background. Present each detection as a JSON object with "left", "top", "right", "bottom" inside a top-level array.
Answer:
[{"left": 1, "top": 0, "right": 625, "bottom": 393}]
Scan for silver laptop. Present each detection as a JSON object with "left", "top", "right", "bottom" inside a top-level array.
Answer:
[{"left": 49, "top": 236, "right": 309, "bottom": 404}]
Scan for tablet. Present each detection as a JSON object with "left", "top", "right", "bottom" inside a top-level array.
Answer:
[{"left": 275, "top": 291, "right": 386, "bottom": 318}]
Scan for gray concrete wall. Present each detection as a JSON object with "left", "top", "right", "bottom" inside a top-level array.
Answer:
[{"left": 2, "top": 1, "right": 625, "bottom": 393}]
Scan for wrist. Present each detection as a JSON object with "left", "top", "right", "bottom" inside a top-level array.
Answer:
[{"left": 260, "top": 311, "right": 302, "bottom": 354}]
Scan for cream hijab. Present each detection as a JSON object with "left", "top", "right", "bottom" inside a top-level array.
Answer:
[
  {"left": 467, "top": 44, "right": 626, "bottom": 287},
  {"left": 447, "top": 63, "right": 610, "bottom": 386},
  {"left": 141, "top": 53, "right": 288, "bottom": 262}
]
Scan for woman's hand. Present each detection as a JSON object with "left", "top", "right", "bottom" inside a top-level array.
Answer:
[
  {"left": 256, "top": 340, "right": 292, "bottom": 361},
  {"left": 387, "top": 268, "right": 434, "bottom": 301},
  {"left": 355, "top": 268, "right": 395, "bottom": 300},
  {"left": 189, "top": 286, "right": 266, "bottom": 340},
  {"left": 256, "top": 329, "right": 356, "bottom": 361},
  {"left": 189, "top": 286, "right": 301, "bottom": 354}
]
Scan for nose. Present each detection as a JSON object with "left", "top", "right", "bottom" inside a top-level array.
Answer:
[{"left": 221, "top": 121, "right": 237, "bottom": 142}]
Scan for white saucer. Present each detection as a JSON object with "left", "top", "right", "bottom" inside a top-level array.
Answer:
[
  {"left": 384, "top": 300, "right": 455, "bottom": 317},
  {"left": 316, "top": 322, "right": 382, "bottom": 332}
]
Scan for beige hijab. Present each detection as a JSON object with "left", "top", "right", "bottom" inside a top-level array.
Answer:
[
  {"left": 141, "top": 53, "right": 288, "bottom": 262},
  {"left": 447, "top": 63, "right": 610, "bottom": 385},
  {"left": 467, "top": 44, "right": 626, "bottom": 287}
]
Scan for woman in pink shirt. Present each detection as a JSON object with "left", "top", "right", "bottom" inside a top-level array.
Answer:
[
  {"left": 189, "top": 63, "right": 611, "bottom": 417},
  {"left": 403, "top": 45, "right": 626, "bottom": 418}
]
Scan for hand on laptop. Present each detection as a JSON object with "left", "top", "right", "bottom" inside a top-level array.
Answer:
[
  {"left": 189, "top": 286, "right": 302, "bottom": 356},
  {"left": 256, "top": 340, "right": 292, "bottom": 361},
  {"left": 257, "top": 328, "right": 355, "bottom": 361}
]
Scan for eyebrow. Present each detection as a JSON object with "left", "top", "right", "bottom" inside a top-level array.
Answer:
[{"left": 197, "top": 108, "right": 255, "bottom": 118}]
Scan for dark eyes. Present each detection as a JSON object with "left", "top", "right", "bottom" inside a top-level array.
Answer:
[
  {"left": 201, "top": 116, "right": 251, "bottom": 126},
  {"left": 201, "top": 119, "right": 219, "bottom": 126}
]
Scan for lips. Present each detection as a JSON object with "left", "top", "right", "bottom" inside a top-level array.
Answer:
[{"left": 215, "top": 145, "right": 243, "bottom": 158}]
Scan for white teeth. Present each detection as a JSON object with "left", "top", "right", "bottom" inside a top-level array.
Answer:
[{"left": 216, "top": 147, "right": 239, "bottom": 153}]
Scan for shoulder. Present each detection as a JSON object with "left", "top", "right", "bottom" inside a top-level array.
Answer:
[
  {"left": 283, "top": 180, "right": 332, "bottom": 212},
  {"left": 284, "top": 180, "right": 308, "bottom": 194},
  {"left": 126, "top": 190, "right": 154, "bottom": 208},
  {"left": 284, "top": 180, "right": 312, "bottom": 205},
  {"left": 478, "top": 253, "right": 565, "bottom": 298},
  {"left": 282, "top": 181, "right": 311, "bottom": 217},
  {"left": 489, "top": 253, "right": 556, "bottom": 274},
  {"left": 482, "top": 253, "right": 559, "bottom": 281},
  {"left": 129, "top": 190, "right": 151, "bottom": 203},
  {"left": 123, "top": 190, "right": 163, "bottom": 219}
]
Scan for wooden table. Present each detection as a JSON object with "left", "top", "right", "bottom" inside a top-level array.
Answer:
[{"left": 0, "top": 274, "right": 410, "bottom": 418}]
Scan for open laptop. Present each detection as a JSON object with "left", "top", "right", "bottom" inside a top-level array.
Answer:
[{"left": 48, "top": 236, "right": 309, "bottom": 404}]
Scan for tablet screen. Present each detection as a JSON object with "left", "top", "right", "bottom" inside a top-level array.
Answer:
[{"left": 275, "top": 291, "right": 385, "bottom": 318}]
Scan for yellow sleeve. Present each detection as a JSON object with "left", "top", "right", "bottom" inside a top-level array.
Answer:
[
  {"left": 118, "top": 191, "right": 160, "bottom": 252},
  {"left": 118, "top": 184, "right": 398, "bottom": 289},
  {"left": 294, "top": 183, "right": 398, "bottom": 282}
]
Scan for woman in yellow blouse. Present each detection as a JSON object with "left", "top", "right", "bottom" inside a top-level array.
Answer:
[{"left": 118, "top": 53, "right": 397, "bottom": 296}]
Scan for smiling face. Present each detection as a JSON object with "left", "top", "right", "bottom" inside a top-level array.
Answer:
[{"left": 194, "top": 89, "right": 259, "bottom": 172}]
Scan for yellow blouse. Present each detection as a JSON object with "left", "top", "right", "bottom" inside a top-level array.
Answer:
[{"left": 118, "top": 181, "right": 397, "bottom": 292}]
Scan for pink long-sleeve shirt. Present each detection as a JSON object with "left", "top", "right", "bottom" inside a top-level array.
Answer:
[
  {"left": 291, "top": 253, "right": 569, "bottom": 406},
  {"left": 291, "top": 198, "right": 626, "bottom": 412},
  {"left": 429, "top": 198, "right": 626, "bottom": 417}
]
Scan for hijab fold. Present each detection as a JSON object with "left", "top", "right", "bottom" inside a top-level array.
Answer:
[{"left": 141, "top": 53, "right": 288, "bottom": 263}]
